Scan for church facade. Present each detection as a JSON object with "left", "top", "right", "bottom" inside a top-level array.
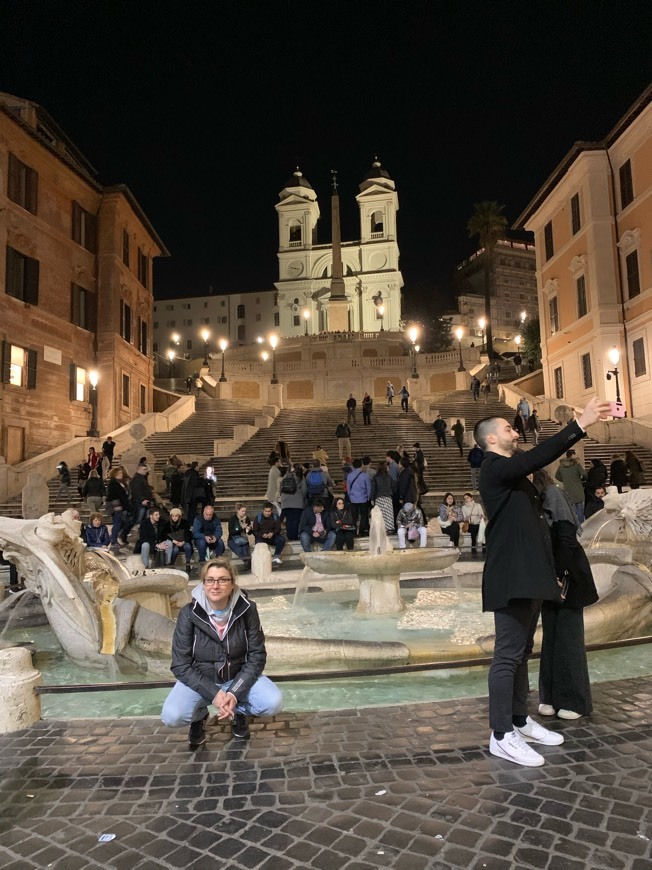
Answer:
[{"left": 274, "top": 160, "right": 404, "bottom": 335}]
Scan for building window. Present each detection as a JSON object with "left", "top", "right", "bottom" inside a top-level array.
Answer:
[
  {"left": 140, "top": 384, "right": 146, "bottom": 414},
  {"left": 138, "top": 318, "right": 149, "bottom": 356},
  {"left": 553, "top": 366, "right": 564, "bottom": 399},
  {"left": 370, "top": 210, "right": 384, "bottom": 234},
  {"left": 625, "top": 251, "right": 640, "bottom": 298},
  {"left": 70, "top": 364, "right": 87, "bottom": 402},
  {"left": 186, "top": 339, "right": 192, "bottom": 350},
  {"left": 122, "top": 229, "right": 130, "bottom": 267},
  {"left": 548, "top": 296, "right": 559, "bottom": 334},
  {"left": 183, "top": 319, "right": 193, "bottom": 326},
  {"left": 255, "top": 313, "right": 261, "bottom": 322},
  {"left": 237, "top": 324, "right": 245, "bottom": 341},
  {"left": 72, "top": 202, "right": 97, "bottom": 253},
  {"left": 570, "top": 193, "right": 581, "bottom": 235},
  {"left": 580, "top": 353, "right": 593, "bottom": 390},
  {"left": 576, "top": 275, "right": 587, "bottom": 318},
  {"left": 293, "top": 314, "right": 300, "bottom": 327},
  {"left": 122, "top": 373, "right": 130, "bottom": 408},
  {"left": 71, "top": 284, "right": 96, "bottom": 331},
  {"left": 619, "top": 159, "right": 634, "bottom": 209},
  {"left": 6, "top": 246, "right": 39, "bottom": 304},
  {"left": 632, "top": 338, "right": 646, "bottom": 377},
  {"left": 220, "top": 300, "right": 225, "bottom": 307},
  {"left": 182, "top": 303, "right": 191, "bottom": 310},
  {"left": 544, "top": 221, "right": 554, "bottom": 261},
  {"left": 153, "top": 342, "right": 158, "bottom": 353},
  {"left": 202, "top": 317, "right": 210, "bottom": 324},
  {"left": 137, "top": 248, "right": 149, "bottom": 288},
  {"left": 120, "top": 300, "right": 133, "bottom": 343},
  {"left": 289, "top": 222, "right": 302, "bottom": 245},
  {"left": 166, "top": 319, "right": 176, "bottom": 327},
  {"left": 8, "top": 153, "right": 38, "bottom": 214},
  {"left": 274, "top": 312, "right": 280, "bottom": 327},
  {"left": 1, "top": 342, "right": 36, "bottom": 388},
  {"left": 236, "top": 304, "right": 245, "bottom": 319},
  {"left": 165, "top": 304, "right": 174, "bottom": 311}
]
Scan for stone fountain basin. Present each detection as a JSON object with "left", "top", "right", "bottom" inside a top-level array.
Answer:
[{"left": 300, "top": 548, "right": 459, "bottom": 575}]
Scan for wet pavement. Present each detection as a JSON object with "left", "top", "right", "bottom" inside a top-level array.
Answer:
[{"left": 0, "top": 675, "right": 650, "bottom": 869}]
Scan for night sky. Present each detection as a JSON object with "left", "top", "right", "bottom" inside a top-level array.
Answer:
[{"left": 2, "top": 1, "right": 650, "bottom": 312}]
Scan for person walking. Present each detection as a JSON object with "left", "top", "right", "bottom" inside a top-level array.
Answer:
[
  {"left": 433, "top": 415, "right": 447, "bottom": 448},
  {"left": 513, "top": 352, "right": 522, "bottom": 376},
  {"left": 347, "top": 459, "right": 372, "bottom": 536},
  {"left": 362, "top": 392, "right": 373, "bottom": 425},
  {"left": 513, "top": 410, "right": 527, "bottom": 443},
  {"left": 57, "top": 461, "right": 71, "bottom": 499},
  {"left": 625, "top": 450, "right": 645, "bottom": 489},
  {"left": 279, "top": 463, "right": 307, "bottom": 541},
  {"left": 481, "top": 376, "right": 491, "bottom": 403},
  {"left": 609, "top": 453, "right": 628, "bottom": 493},
  {"left": 452, "top": 419, "right": 465, "bottom": 456},
  {"left": 470, "top": 376, "right": 480, "bottom": 402},
  {"left": 467, "top": 443, "right": 484, "bottom": 492},
  {"left": 82, "top": 468, "right": 104, "bottom": 515},
  {"left": 517, "top": 397, "right": 530, "bottom": 425},
  {"left": 474, "top": 396, "right": 609, "bottom": 767},
  {"left": 370, "top": 460, "right": 395, "bottom": 533},
  {"left": 335, "top": 420, "right": 352, "bottom": 462},
  {"left": 386, "top": 382, "right": 395, "bottom": 405},
  {"left": 527, "top": 410, "right": 541, "bottom": 445},
  {"left": 533, "top": 469, "right": 599, "bottom": 721},
  {"left": 399, "top": 385, "right": 410, "bottom": 414},
  {"left": 101, "top": 435, "right": 116, "bottom": 467}
]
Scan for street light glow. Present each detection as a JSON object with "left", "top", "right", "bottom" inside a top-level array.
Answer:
[
  {"left": 608, "top": 346, "right": 620, "bottom": 366},
  {"left": 515, "top": 334, "right": 522, "bottom": 346},
  {"left": 167, "top": 350, "right": 175, "bottom": 361},
  {"left": 269, "top": 334, "right": 278, "bottom": 350},
  {"left": 89, "top": 369, "right": 99, "bottom": 388},
  {"left": 478, "top": 317, "right": 486, "bottom": 330},
  {"left": 455, "top": 327, "right": 464, "bottom": 342},
  {"left": 219, "top": 338, "right": 228, "bottom": 352},
  {"left": 261, "top": 351, "right": 269, "bottom": 362},
  {"left": 408, "top": 325, "right": 418, "bottom": 344}
]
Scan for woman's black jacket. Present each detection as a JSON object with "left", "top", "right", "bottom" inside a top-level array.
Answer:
[
  {"left": 170, "top": 592, "right": 266, "bottom": 702},
  {"left": 106, "top": 478, "right": 130, "bottom": 512},
  {"left": 550, "top": 520, "right": 599, "bottom": 610}
]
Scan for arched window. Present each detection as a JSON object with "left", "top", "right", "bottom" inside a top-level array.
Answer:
[
  {"left": 237, "top": 304, "right": 245, "bottom": 318},
  {"left": 289, "top": 220, "right": 302, "bottom": 245},
  {"left": 370, "top": 210, "right": 384, "bottom": 235}
]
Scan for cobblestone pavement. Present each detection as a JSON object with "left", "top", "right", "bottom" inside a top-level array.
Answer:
[{"left": 0, "top": 676, "right": 650, "bottom": 870}]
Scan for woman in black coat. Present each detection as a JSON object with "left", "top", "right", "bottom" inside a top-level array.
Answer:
[
  {"left": 609, "top": 453, "right": 628, "bottom": 493},
  {"left": 533, "top": 470, "right": 599, "bottom": 720},
  {"left": 161, "top": 558, "right": 283, "bottom": 747}
]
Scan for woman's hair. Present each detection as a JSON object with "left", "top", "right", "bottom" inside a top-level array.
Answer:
[
  {"left": 443, "top": 492, "right": 456, "bottom": 504},
  {"left": 376, "top": 460, "right": 388, "bottom": 475},
  {"left": 532, "top": 468, "right": 555, "bottom": 494},
  {"left": 200, "top": 557, "right": 237, "bottom": 584},
  {"left": 235, "top": 502, "right": 247, "bottom": 512},
  {"left": 89, "top": 512, "right": 104, "bottom": 523},
  {"left": 625, "top": 450, "right": 639, "bottom": 462},
  {"left": 109, "top": 465, "right": 125, "bottom": 480},
  {"left": 89, "top": 469, "right": 99, "bottom": 479}
]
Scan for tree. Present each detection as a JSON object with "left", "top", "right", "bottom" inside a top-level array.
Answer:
[
  {"left": 467, "top": 201, "right": 508, "bottom": 359},
  {"left": 520, "top": 318, "right": 541, "bottom": 367}
]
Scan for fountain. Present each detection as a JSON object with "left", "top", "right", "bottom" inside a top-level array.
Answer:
[{"left": 301, "top": 507, "right": 459, "bottom": 614}]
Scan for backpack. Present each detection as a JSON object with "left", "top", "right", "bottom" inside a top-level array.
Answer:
[
  {"left": 306, "top": 469, "right": 324, "bottom": 496},
  {"left": 280, "top": 473, "right": 297, "bottom": 495}
]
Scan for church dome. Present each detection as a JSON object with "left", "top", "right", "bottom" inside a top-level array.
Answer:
[
  {"left": 282, "top": 167, "right": 313, "bottom": 191},
  {"left": 362, "top": 157, "right": 391, "bottom": 182}
]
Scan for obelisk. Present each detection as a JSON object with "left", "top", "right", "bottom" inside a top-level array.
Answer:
[{"left": 326, "top": 170, "right": 350, "bottom": 331}]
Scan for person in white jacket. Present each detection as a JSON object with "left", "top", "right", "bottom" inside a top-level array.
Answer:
[{"left": 461, "top": 492, "right": 485, "bottom": 553}]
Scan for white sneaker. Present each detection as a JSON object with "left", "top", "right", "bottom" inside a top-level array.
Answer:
[
  {"left": 538, "top": 704, "right": 556, "bottom": 717},
  {"left": 557, "top": 709, "right": 582, "bottom": 720},
  {"left": 489, "top": 731, "right": 545, "bottom": 767},
  {"left": 515, "top": 716, "right": 564, "bottom": 746},
  {"left": 272, "top": 556, "right": 282, "bottom": 565}
]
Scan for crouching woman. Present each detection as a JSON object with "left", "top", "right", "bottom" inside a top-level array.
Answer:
[{"left": 161, "top": 558, "right": 283, "bottom": 749}]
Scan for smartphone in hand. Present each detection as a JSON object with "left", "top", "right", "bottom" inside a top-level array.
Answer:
[{"left": 610, "top": 401, "right": 625, "bottom": 418}]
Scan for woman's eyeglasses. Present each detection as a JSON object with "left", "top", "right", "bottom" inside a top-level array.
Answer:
[{"left": 204, "top": 577, "right": 232, "bottom": 586}]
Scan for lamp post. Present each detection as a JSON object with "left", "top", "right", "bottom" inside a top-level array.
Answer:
[
  {"left": 87, "top": 369, "right": 99, "bottom": 438},
  {"left": 515, "top": 334, "right": 522, "bottom": 349},
  {"left": 218, "top": 338, "right": 228, "bottom": 382},
  {"left": 201, "top": 329, "right": 210, "bottom": 366},
  {"left": 408, "top": 325, "right": 419, "bottom": 378},
  {"left": 167, "top": 349, "right": 175, "bottom": 378},
  {"left": 378, "top": 304, "right": 385, "bottom": 332},
  {"left": 269, "top": 334, "right": 279, "bottom": 384},
  {"left": 303, "top": 308, "right": 310, "bottom": 336},
  {"left": 478, "top": 317, "right": 486, "bottom": 352},
  {"left": 455, "top": 327, "right": 466, "bottom": 372},
  {"left": 606, "top": 346, "right": 622, "bottom": 406}
]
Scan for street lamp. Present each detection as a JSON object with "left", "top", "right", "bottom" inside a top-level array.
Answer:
[
  {"left": 269, "top": 334, "right": 279, "bottom": 384},
  {"left": 455, "top": 327, "right": 466, "bottom": 372},
  {"left": 303, "top": 308, "right": 310, "bottom": 336},
  {"left": 201, "top": 329, "right": 210, "bottom": 366},
  {"left": 167, "top": 349, "right": 176, "bottom": 378},
  {"left": 218, "top": 338, "right": 228, "bottom": 382},
  {"left": 378, "top": 304, "right": 385, "bottom": 332},
  {"left": 261, "top": 350, "right": 269, "bottom": 362},
  {"left": 478, "top": 317, "right": 487, "bottom": 352},
  {"left": 408, "top": 325, "right": 419, "bottom": 379},
  {"left": 87, "top": 369, "right": 99, "bottom": 438},
  {"left": 520, "top": 310, "right": 526, "bottom": 324},
  {"left": 606, "top": 346, "right": 622, "bottom": 406},
  {"left": 515, "top": 334, "right": 522, "bottom": 349}
]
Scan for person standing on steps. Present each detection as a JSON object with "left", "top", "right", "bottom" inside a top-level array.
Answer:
[
  {"left": 467, "top": 443, "right": 484, "bottom": 492},
  {"left": 470, "top": 375, "right": 480, "bottom": 401},
  {"left": 386, "top": 381, "right": 395, "bottom": 405},
  {"left": 513, "top": 352, "right": 522, "bottom": 376},
  {"left": 101, "top": 435, "right": 116, "bottom": 468},
  {"left": 362, "top": 392, "right": 373, "bottom": 425},
  {"left": 399, "top": 385, "right": 410, "bottom": 413},
  {"left": 346, "top": 393, "right": 357, "bottom": 425},
  {"left": 433, "top": 415, "right": 447, "bottom": 448},
  {"left": 527, "top": 409, "right": 541, "bottom": 445},
  {"left": 452, "top": 418, "right": 465, "bottom": 456},
  {"left": 335, "top": 420, "right": 352, "bottom": 461},
  {"left": 474, "top": 396, "right": 610, "bottom": 768}
]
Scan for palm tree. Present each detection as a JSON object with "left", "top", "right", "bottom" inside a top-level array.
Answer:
[{"left": 467, "top": 201, "right": 508, "bottom": 359}]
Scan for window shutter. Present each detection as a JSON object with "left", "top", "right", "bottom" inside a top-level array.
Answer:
[
  {"left": 71, "top": 283, "right": 79, "bottom": 325},
  {"left": 25, "top": 256, "right": 39, "bottom": 305},
  {"left": 27, "top": 349, "right": 37, "bottom": 389},
  {"left": 8, "top": 154, "right": 19, "bottom": 202},
  {"left": 28, "top": 166, "right": 38, "bottom": 215},
  {"left": 5, "top": 246, "right": 16, "bottom": 297},
  {"left": 69, "top": 363, "right": 77, "bottom": 401},
  {"left": 87, "top": 290, "right": 97, "bottom": 333},
  {"left": 1, "top": 341, "right": 11, "bottom": 383},
  {"left": 72, "top": 201, "right": 81, "bottom": 243},
  {"left": 87, "top": 211, "right": 97, "bottom": 254}
]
